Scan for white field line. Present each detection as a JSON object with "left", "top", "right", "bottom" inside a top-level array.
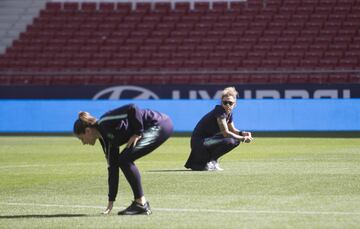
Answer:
[
  {"left": 0, "top": 163, "right": 103, "bottom": 169},
  {"left": 1, "top": 202, "right": 360, "bottom": 216}
]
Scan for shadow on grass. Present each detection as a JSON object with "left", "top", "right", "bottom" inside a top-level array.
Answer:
[
  {"left": 147, "top": 169, "right": 191, "bottom": 172},
  {"left": 0, "top": 214, "right": 92, "bottom": 219}
]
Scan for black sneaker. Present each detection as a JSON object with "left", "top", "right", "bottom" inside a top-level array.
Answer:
[{"left": 118, "top": 201, "right": 152, "bottom": 215}]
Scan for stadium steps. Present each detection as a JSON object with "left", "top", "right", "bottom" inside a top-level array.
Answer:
[{"left": 0, "top": 0, "right": 46, "bottom": 54}]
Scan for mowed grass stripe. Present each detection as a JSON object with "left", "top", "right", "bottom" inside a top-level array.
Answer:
[{"left": 3, "top": 202, "right": 360, "bottom": 216}]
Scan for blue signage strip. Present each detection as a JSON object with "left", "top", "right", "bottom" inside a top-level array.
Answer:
[{"left": 0, "top": 99, "right": 359, "bottom": 133}]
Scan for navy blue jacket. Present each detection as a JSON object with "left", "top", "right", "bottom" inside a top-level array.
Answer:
[
  {"left": 192, "top": 105, "right": 233, "bottom": 139},
  {"left": 96, "top": 104, "right": 168, "bottom": 201}
]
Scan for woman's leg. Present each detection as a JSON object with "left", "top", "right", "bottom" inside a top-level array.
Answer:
[
  {"left": 118, "top": 118, "right": 173, "bottom": 199},
  {"left": 204, "top": 134, "right": 240, "bottom": 161},
  {"left": 184, "top": 135, "right": 210, "bottom": 170},
  {"left": 185, "top": 134, "right": 240, "bottom": 170}
]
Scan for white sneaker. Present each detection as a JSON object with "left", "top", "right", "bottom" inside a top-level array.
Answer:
[
  {"left": 211, "top": 160, "right": 224, "bottom": 171},
  {"left": 204, "top": 161, "right": 216, "bottom": 171}
]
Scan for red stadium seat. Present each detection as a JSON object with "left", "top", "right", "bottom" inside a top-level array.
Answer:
[
  {"left": 86, "top": 60, "right": 106, "bottom": 70},
  {"left": 261, "top": 59, "right": 280, "bottom": 69},
  {"left": 190, "top": 51, "right": 208, "bottom": 59},
  {"left": 51, "top": 76, "right": 72, "bottom": 85},
  {"left": 299, "top": 58, "right": 319, "bottom": 68},
  {"left": 135, "top": 2, "right": 151, "bottom": 14},
  {"left": 63, "top": 2, "right": 79, "bottom": 11},
  {"left": 11, "top": 76, "right": 33, "bottom": 85},
  {"left": 308, "top": 75, "right": 329, "bottom": 84},
  {"left": 349, "top": 74, "right": 360, "bottom": 83},
  {"left": 287, "top": 74, "right": 308, "bottom": 84},
  {"left": 105, "top": 60, "right": 125, "bottom": 70},
  {"left": 152, "top": 75, "right": 171, "bottom": 84},
  {"left": 151, "top": 52, "right": 170, "bottom": 60},
  {"left": 327, "top": 74, "right": 349, "bottom": 84},
  {"left": 248, "top": 74, "right": 269, "bottom": 84},
  {"left": 229, "top": 75, "right": 249, "bottom": 84},
  {"left": 220, "top": 59, "right": 241, "bottom": 70},
  {"left": 67, "top": 60, "right": 86, "bottom": 70},
  {"left": 71, "top": 75, "right": 90, "bottom": 85},
  {"left": 213, "top": 2, "right": 229, "bottom": 13},
  {"left": 0, "top": 76, "right": 12, "bottom": 85},
  {"left": 111, "top": 75, "right": 133, "bottom": 84},
  {"left": 338, "top": 58, "right": 358, "bottom": 68},
  {"left": 131, "top": 74, "right": 152, "bottom": 84},
  {"left": 202, "top": 59, "right": 220, "bottom": 69},
  {"left": 185, "top": 59, "right": 202, "bottom": 69},
  {"left": 210, "top": 75, "right": 229, "bottom": 84},
  {"left": 116, "top": 2, "right": 132, "bottom": 13},
  {"left": 125, "top": 60, "right": 145, "bottom": 69},
  {"left": 164, "top": 60, "right": 183, "bottom": 69},
  {"left": 190, "top": 75, "right": 211, "bottom": 84},
  {"left": 145, "top": 60, "right": 164, "bottom": 69},
  {"left": 319, "top": 59, "right": 338, "bottom": 69},
  {"left": 230, "top": 1, "right": 246, "bottom": 11},
  {"left": 280, "top": 59, "right": 299, "bottom": 69},
  {"left": 89, "top": 76, "right": 113, "bottom": 85},
  {"left": 81, "top": 2, "right": 97, "bottom": 12},
  {"left": 171, "top": 75, "right": 190, "bottom": 84},
  {"left": 194, "top": 2, "right": 210, "bottom": 12},
  {"left": 154, "top": 2, "right": 171, "bottom": 13},
  {"left": 175, "top": 2, "right": 190, "bottom": 13},
  {"left": 31, "top": 76, "right": 52, "bottom": 85},
  {"left": 99, "top": 2, "right": 115, "bottom": 12},
  {"left": 269, "top": 74, "right": 288, "bottom": 84},
  {"left": 45, "top": 2, "right": 62, "bottom": 11}
]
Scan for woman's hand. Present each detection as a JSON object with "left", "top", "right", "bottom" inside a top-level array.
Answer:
[
  {"left": 242, "top": 132, "right": 253, "bottom": 143},
  {"left": 102, "top": 201, "right": 114, "bottom": 215},
  {"left": 126, "top": 134, "right": 142, "bottom": 148},
  {"left": 243, "top": 136, "right": 253, "bottom": 143}
]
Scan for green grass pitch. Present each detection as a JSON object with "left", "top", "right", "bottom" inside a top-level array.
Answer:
[{"left": 1, "top": 136, "right": 360, "bottom": 228}]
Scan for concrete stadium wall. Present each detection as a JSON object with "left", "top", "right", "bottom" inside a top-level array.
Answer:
[{"left": 0, "top": 99, "right": 359, "bottom": 133}]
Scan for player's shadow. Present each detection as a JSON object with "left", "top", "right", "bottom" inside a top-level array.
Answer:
[
  {"left": 0, "top": 214, "right": 91, "bottom": 219},
  {"left": 147, "top": 169, "right": 190, "bottom": 172}
]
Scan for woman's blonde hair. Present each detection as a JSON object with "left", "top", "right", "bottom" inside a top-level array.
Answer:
[
  {"left": 73, "top": 111, "right": 97, "bottom": 134},
  {"left": 78, "top": 111, "right": 97, "bottom": 125},
  {"left": 221, "top": 87, "right": 238, "bottom": 100}
]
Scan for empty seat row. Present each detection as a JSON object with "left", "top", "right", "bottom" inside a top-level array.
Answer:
[
  {"left": 0, "top": 73, "right": 359, "bottom": 85},
  {"left": 43, "top": 1, "right": 261, "bottom": 14}
]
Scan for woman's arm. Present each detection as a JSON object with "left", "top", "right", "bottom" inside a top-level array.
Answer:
[
  {"left": 217, "top": 118, "right": 243, "bottom": 140},
  {"left": 228, "top": 122, "right": 252, "bottom": 139},
  {"left": 228, "top": 122, "right": 240, "bottom": 135},
  {"left": 126, "top": 134, "right": 142, "bottom": 148},
  {"left": 217, "top": 118, "right": 253, "bottom": 143},
  {"left": 106, "top": 145, "right": 120, "bottom": 208}
]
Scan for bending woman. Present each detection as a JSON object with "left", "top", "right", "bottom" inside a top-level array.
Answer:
[{"left": 73, "top": 104, "right": 173, "bottom": 215}]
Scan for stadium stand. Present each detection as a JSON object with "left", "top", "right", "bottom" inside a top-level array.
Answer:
[{"left": 0, "top": 0, "right": 359, "bottom": 85}]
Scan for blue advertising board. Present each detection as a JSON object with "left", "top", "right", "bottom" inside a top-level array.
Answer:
[{"left": 0, "top": 99, "right": 359, "bottom": 133}]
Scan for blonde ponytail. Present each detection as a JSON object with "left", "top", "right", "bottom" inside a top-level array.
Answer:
[
  {"left": 73, "top": 111, "right": 97, "bottom": 135},
  {"left": 78, "top": 111, "right": 97, "bottom": 125}
]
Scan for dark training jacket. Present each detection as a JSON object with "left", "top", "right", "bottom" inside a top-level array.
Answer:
[{"left": 95, "top": 104, "right": 168, "bottom": 201}]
